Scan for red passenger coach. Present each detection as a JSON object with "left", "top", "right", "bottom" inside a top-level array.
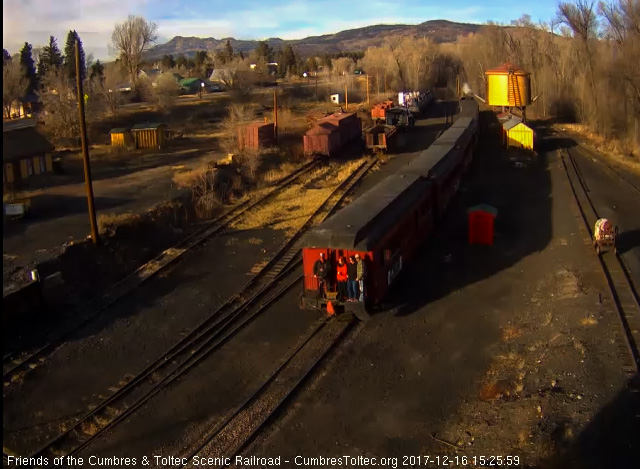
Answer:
[{"left": 301, "top": 174, "right": 435, "bottom": 314}]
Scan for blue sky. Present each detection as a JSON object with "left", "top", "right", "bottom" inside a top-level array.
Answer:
[{"left": 3, "top": 0, "right": 560, "bottom": 60}]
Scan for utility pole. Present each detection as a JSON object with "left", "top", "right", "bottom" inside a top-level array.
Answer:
[
  {"left": 273, "top": 87, "right": 278, "bottom": 144},
  {"left": 76, "top": 39, "right": 99, "bottom": 245},
  {"left": 384, "top": 69, "right": 387, "bottom": 94},
  {"left": 315, "top": 75, "right": 318, "bottom": 103},
  {"left": 366, "top": 75, "right": 370, "bottom": 105},
  {"left": 344, "top": 83, "right": 348, "bottom": 112}
]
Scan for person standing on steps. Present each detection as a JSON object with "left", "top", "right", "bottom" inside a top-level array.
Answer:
[
  {"left": 347, "top": 256, "right": 358, "bottom": 302},
  {"left": 313, "top": 252, "right": 329, "bottom": 298},
  {"left": 355, "top": 253, "right": 365, "bottom": 302},
  {"left": 336, "top": 257, "right": 348, "bottom": 302}
]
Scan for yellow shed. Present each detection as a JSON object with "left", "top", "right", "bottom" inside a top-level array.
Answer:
[
  {"left": 503, "top": 117, "right": 534, "bottom": 151},
  {"left": 131, "top": 123, "right": 168, "bottom": 149},
  {"left": 110, "top": 128, "right": 133, "bottom": 147}
]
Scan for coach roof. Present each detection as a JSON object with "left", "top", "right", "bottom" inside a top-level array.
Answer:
[{"left": 304, "top": 173, "right": 429, "bottom": 251}]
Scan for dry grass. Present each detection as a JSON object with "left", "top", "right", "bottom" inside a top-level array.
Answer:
[
  {"left": 80, "top": 421, "right": 99, "bottom": 436},
  {"left": 478, "top": 352, "right": 526, "bottom": 401},
  {"left": 97, "top": 212, "right": 142, "bottom": 235},
  {"left": 231, "top": 159, "right": 365, "bottom": 235},
  {"left": 173, "top": 167, "right": 209, "bottom": 189},
  {"left": 501, "top": 325, "right": 523, "bottom": 341},
  {"left": 557, "top": 123, "right": 640, "bottom": 176},
  {"left": 261, "top": 162, "right": 299, "bottom": 184}
]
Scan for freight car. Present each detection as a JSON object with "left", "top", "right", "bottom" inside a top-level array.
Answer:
[
  {"left": 303, "top": 111, "right": 362, "bottom": 158},
  {"left": 301, "top": 97, "right": 480, "bottom": 314}
]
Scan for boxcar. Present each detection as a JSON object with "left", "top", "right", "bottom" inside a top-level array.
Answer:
[{"left": 302, "top": 174, "right": 435, "bottom": 313}]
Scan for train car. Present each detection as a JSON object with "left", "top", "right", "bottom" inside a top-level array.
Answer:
[
  {"left": 400, "top": 144, "right": 464, "bottom": 219},
  {"left": 436, "top": 122, "right": 476, "bottom": 172},
  {"left": 301, "top": 174, "right": 435, "bottom": 313},
  {"left": 301, "top": 98, "right": 479, "bottom": 315}
]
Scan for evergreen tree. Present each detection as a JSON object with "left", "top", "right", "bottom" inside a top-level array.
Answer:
[
  {"left": 161, "top": 54, "right": 176, "bottom": 70},
  {"left": 175, "top": 54, "right": 188, "bottom": 69},
  {"left": 255, "top": 41, "right": 274, "bottom": 63},
  {"left": 37, "top": 36, "right": 63, "bottom": 80},
  {"left": 19, "top": 42, "right": 37, "bottom": 94},
  {"left": 90, "top": 60, "right": 105, "bottom": 82},
  {"left": 224, "top": 40, "right": 233, "bottom": 62},
  {"left": 282, "top": 45, "right": 298, "bottom": 75},
  {"left": 3, "top": 49, "right": 11, "bottom": 65},
  {"left": 63, "top": 30, "right": 86, "bottom": 84}
]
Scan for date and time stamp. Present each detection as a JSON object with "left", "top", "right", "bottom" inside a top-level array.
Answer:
[{"left": 398, "top": 455, "right": 521, "bottom": 467}]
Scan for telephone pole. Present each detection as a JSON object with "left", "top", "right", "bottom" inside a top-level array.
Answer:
[
  {"left": 76, "top": 39, "right": 99, "bottom": 244},
  {"left": 366, "top": 75, "right": 370, "bottom": 105},
  {"left": 344, "top": 83, "right": 348, "bottom": 111},
  {"left": 273, "top": 87, "right": 278, "bottom": 144}
]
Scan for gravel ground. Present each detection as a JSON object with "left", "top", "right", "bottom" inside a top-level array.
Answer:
[
  {"left": 239, "top": 117, "right": 639, "bottom": 468},
  {"left": 1, "top": 102, "right": 488, "bottom": 462},
  {"left": 2, "top": 225, "right": 286, "bottom": 454},
  {"left": 563, "top": 139, "right": 640, "bottom": 292}
]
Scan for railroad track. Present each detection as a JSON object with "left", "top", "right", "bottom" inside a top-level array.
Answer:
[
  {"left": 176, "top": 316, "right": 358, "bottom": 469},
  {"left": 561, "top": 148, "right": 640, "bottom": 374},
  {"left": 24, "top": 157, "right": 378, "bottom": 467},
  {"left": 2, "top": 159, "right": 322, "bottom": 386},
  {"left": 556, "top": 130, "right": 640, "bottom": 196}
]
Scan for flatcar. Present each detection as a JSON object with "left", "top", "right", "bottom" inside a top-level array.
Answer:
[{"left": 300, "top": 97, "right": 479, "bottom": 315}]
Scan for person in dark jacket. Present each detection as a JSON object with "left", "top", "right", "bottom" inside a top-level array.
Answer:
[
  {"left": 313, "top": 253, "right": 329, "bottom": 297},
  {"left": 336, "top": 257, "right": 348, "bottom": 302},
  {"left": 347, "top": 256, "right": 358, "bottom": 302},
  {"left": 355, "top": 253, "right": 366, "bottom": 302}
]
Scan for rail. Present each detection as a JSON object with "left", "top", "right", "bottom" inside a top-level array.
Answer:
[
  {"left": 3, "top": 160, "right": 322, "bottom": 386},
  {"left": 24, "top": 157, "right": 378, "bottom": 467},
  {"left": 561, "top": 148, "right": 640, "bottom": 373}
]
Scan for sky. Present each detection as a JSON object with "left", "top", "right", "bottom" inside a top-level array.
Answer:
[{"left": 3, "top": 0, "right": 560, "bottom": 60}]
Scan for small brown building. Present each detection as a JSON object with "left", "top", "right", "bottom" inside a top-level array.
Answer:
[
  {"left": 3, "top": 121, "right": 55, "bottom": 194},
  {"left": 109, "top": 128, "right": 134, "bottom": 147},
  {"left": 237, "top": 122, "right": 275, "bottom": 150},
  {"left": 130, "top": 123, "right": 168, "bottom": 149}
]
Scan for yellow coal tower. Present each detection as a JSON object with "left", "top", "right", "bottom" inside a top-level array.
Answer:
[{"left": 485, "top": 63, "right": 531, "bottom": 107}]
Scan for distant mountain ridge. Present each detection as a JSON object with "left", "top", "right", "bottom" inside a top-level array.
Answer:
[{"left": 146, "top": 20, "right": 482, "bottom": 59}]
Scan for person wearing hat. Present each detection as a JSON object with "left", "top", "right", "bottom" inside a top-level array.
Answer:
[
  {"left": 313, "top": 252, "right": 329, "bottom": 298},
  {"left": 355, "top": 253, "right": 365, "bottom": 302}
]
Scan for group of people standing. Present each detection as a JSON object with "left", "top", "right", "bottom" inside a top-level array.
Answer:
[{"left": 313, "top": 253, "right": 365, "bottom": 303}]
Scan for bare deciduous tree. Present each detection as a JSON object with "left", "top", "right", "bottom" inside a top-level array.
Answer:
[
  {"left": 112, "top": 15, "right": 158, "bottom": 86},
  {"left": 3, "top": 56, "right": 29, "bottom": 118},
  {"left": 37, "top": 68, "right": 79, "bottom": 141},
  {"left": 154, "top": 73, "right": 180, "bottom": 110},
  {"left": 103, "top": 65, "right": 126, "bottom": 117}
]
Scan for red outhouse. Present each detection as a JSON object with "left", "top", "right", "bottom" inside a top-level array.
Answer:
[{"left": 468, "top": 204, "right": 498, "bottom": 246}]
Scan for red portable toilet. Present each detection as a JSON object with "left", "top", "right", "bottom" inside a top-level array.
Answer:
[{"left": 468, "top": 204, "right": 498, "bottom": 246}]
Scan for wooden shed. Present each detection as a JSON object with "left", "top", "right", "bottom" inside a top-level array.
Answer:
[
  {"left": 502, "top": 117, "right": 534, "bottom": 150},
  {"left": 131, "top": 123, "right": 168, "bottom": 149},
  {"left": 237, "top": 122, "right": 275, "bottom": 150},
  {"left": 3, "top": 122, "right": 55, "bottom": 194},
  {"left": 109, "top": 128, "right": 133, "bottom": 147}
]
